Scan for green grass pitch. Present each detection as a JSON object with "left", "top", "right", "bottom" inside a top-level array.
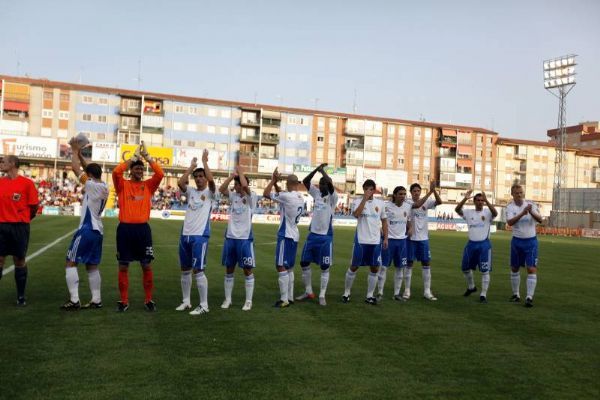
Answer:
[{"left": 0, "top": 216, "right": 598, "bottom": 400}]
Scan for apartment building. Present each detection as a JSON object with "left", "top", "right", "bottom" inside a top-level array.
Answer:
[
  {"left": 547, "top": 121, "right": 600, "bottom": 151},
  {"left": 495, "top": 138, "right": 600, "bottom": 213}
]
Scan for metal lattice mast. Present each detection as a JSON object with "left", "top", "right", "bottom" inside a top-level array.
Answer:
[{"left": 544, "top": 55, "right": 577, "bottom": 227}]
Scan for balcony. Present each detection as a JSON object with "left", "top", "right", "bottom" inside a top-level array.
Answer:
[
  {"left": 514, "top": 152, "right": 527, "bottom": 160},
  {"left": 117, "top": 130, "right": 141, "bottom": 145},
  {"left": 439, "top": 148, "right": 456, "bottom": 157},
  {"left": 440, "top": 136, "right": 457, "bottom": 147},
  {"left": 240, "top": 133, "right": 260, "bottom": 143},
  {"left": 344, "top": 127, "right": 365, "bottom": 136},
  {"left": 344, "top": 142, "right": 364, "bottom": 150},
  {"left": 261, "top": 133, "right": 280, "bottom": 144},
  {"left": 262, "top": 118, "right": 281, "bottom": 127}
]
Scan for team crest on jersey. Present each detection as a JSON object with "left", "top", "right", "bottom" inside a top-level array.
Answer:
[
  {"left": 404, "top": 212, "right": 407, "bottom": 217},
  {"left": 242, "top": 198, "right": 247, "bottom": 204},
  {"left": 481, "top": 215, "right": 485, "bottom": 221},
  {"left": 201, "top": 195, "right": 206, "bottom": 201},
  {"left": 140, "top": 185, "right": 145, "bottom": 191},
  {"left": 375, "top": 206, "right": 379, "bottom": 212},
  {"left": 422, "top": 206, "right": 426, "bottom": 210},
  {"left": 12, "top": 193, "right": 21, "bottom": 201}
]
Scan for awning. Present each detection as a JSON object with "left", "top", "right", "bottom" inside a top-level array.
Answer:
[
  {"left": 3, "top": 100, "right": 29, "bottom": 112},
  {"left": 457, "top": 144, "right": 472, "bottom": 155}
]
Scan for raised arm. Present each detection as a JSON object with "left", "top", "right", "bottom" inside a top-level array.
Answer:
[
  {"left": 352, "top": 187, "right": 374, "bottom": 218},
  {"left": 263, "top": 167, "right": 280, "bottom": 198},
  {"left": 178, "top": 157, "right": 197, "bottom": 193},
  {"left": 303, "top": 163, "right": 327, "bottom": 191},
  {"left": 455, "top": 190, "right": 473, "bottom": 217},
  {"left": 140, "top": 142, "right": 164, "bottom": 193},
  {"left": 319, "top": 165, "right": 335, "bottom": 195},
  {"left": 201, "top": 149, "right": 216, "bottom": 193},
  {"left": 481, "top": 192, "right": 498, "bottom": 219},
  {"left": 236, "top": 165, "right": 251, "bottom": 196},
  {"left": 69, "top": 138, "right": 84, "bottom": 180},
  {"left": 219, "top": 174, "right": 234, "bottom": 197}
]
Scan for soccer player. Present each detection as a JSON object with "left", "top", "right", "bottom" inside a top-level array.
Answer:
[
  {"left": 404, "top": 180, "right": 442, "bottom": 301},
  {"left": 0, "top": 155, "right": 38, "bottom": 306},
  {"left": 61, "top": 138, "right": 108, "bottom": 310},
  {"left": 218, "top": 165, "right": 257, "bottom": 311},
  {"left": 263, "top": 167, "right": 305, "bottom": 308},
  {"left": 377, "top": 186, "right": 412, "bottom": 301},
  {"left": 175, "top": 150, "right": 215, "bottom": 316},
  {"left": 296, "top": 163, "right": 337, "bottom": 306},
  {"left": 455, "top": 190, "right": 498, "bottom": 303},
  {"left": 342, "top": 179, "right": 388, "bottom": 305},
  {"left": 506, "top": 184, "right": 542, "bottom": 308},
  {"left": 112, "top": 142, "right": 164, "bottom": 312}
]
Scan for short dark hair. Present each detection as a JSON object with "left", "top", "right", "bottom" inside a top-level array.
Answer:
[
  {"left": 6, "top": 155, "right": 20, "bottom": 168},
  {"left": 85, "top": 163, "right": 102, "bottom": 179},
  {"left": 474, "top": 193, "right": 484, "bottom": 201},
  {"left": 130, "top": 160, "right": 144, "bottom": 169},
  {"left": 410, "top": 183, "right": 421, "bottom": 192},
  {"left": 393, "top": 186, "right": 406, "bottom": 195},
  {"left": 192, "top": 168, "right": 205, "bottom": 178},
  {"left": 362, "top": 179, "right": 376, "bottom": 190},
  {"left": 234, "top": 176, "right": 251, "bottom": 186}
]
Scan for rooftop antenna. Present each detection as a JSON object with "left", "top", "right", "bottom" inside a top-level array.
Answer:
[
  {"left": 133, "top": 58, "right": 143, "bottom": 89},
  {"left": 353, "top": 88, "right": 358, "bottom": 113},
  {"left": 254, "top": 91, "right": 258, "bottom": 105},
  {"left": 311, "top": 97, "right": 320, "bottom": 111},
  {"left": 78, "top": 66, "right": 84, "bottom": 84},
  {"left": 15, "top": 50, "right": 21, "bottom": 76}
]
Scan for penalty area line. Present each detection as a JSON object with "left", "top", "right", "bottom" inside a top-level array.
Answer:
[{"left": 2, "top": 229, "right": 77, "bottom": 276}]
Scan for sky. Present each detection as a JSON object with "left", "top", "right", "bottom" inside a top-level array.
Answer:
[{"left": 1, "top": 0, "right": 598, "bottom": 140}]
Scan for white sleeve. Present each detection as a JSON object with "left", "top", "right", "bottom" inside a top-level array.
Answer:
[
  {"left": 330, "top": 192, "right": 339, "bottom": 208},
  {"left": 308, "top": 185, "right": 320, "bottom": 199},
  {"left": 379, "top": 200, "right": 387, "bottom": 219}
]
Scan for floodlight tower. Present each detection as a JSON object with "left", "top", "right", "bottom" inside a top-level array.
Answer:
[{"left": 543, "top": 54, "right": 577, "bottom": 227}]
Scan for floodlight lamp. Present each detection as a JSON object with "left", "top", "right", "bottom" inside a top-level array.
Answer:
[
  {"left": 550, "top": 70, "right": 556, "bottom": 78},
  {"left": 550, "top": 60, "right": 556, "bottom": 68},
  {"left": 568, "top": 76, "right": 575, "bottom": 84},
  {"left": 544, "top": 61, "right": 550, "bottom": 70},
  {"left": 544, "top": 81, "right": 551, "bottom": 88},
  {"left": 568, "top": 57, "right": 575, "bottom": 65}
]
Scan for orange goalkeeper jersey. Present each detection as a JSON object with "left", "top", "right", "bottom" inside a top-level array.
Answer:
[{"left": 112, "top": 161, "right": 164, "bottom": 223}]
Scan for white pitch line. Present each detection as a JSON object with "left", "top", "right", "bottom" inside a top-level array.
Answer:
[{"left": 2, "top": 229, "right": 76, "bottom": 276}]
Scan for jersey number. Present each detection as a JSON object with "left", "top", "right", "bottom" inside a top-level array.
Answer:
[{"left": 295, "top": 207, "right": 303, "bottom": 224}]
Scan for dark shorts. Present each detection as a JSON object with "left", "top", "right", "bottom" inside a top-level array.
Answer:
[
  {"left": 0, "top": 223, "right": 30, "bottom": 259},
  {"left": 116, "top": 223, "right": 154, "bottom": 265}
]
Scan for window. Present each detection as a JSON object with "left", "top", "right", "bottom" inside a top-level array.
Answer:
[
  {"left": 317, "top": 136, "right": 324, "bottom": 142},
  {"left": 216, "top": 143, "right": 228, "bottom": 151},
  {"left": 413, "top": 156, "right": 420, "bottom": 167},
  {"left": 316, "top": 149, "right": 324, "bottom": 159},
  {"left": 44, "top": 92, "right": 54, "bottom": 100},
  {"left": 82, "top": 95, "right": 93, "bottom": 104},
  {"left": 398, "top": 126, "right": 406, "bottom": 139},
  {"left": 425, "top": 128, "right": 432, "bottom": 140},
  {"left": 286, "top": 133, "right": 296, "bottom": 141},
  {"left": 327, "top": 149, "right": 336, "bottom": 160},
  {"left": 414, "top": 128, "right": 421, "bottom": 138},
  {"left": 175, "top": 105, "right": 184, "bottom": 113},
  {"left": 187, "top": 141, "right": 196, "bottom": 147},
  {"left": 173, "top": 140, "right": 182, "bottom": 146},
  {"left": 82, "top": 113, "right": 92, "bottom": 121},
  {"left": 60, "top": 93, "right": 69, "bottom": 102},
  {"left": 220, "top": 126, "right": 229, "bottom": 135},
  {"left": 208, "top": 108, "right": 218, "bottom": 117},
  {"left": 173, "top": 122, "right": 184, "bottom": 130},
  {"left": 207, "top": 125, "right": 216, "bottom": 134},
  {"left": 285, "top": 148, "right": 296, "bottom": 157},
  {"left": 98, "top": 97, "right": 108, "bottom": 105},
  {"left": 221, "top": 109, "right": 231, "bottom": 118},
  {"left": 299, "top": 134, "right": 308, "bottom": 142},
  {"left": 97, "top": 133, "right": 106, "bottom": 140},
  {"left": 58, "top": 111, "right": 69, "bottom": 120},
  {"left": 188, "top": 123, "right": 197, "bottom": 132},
  {"left": 128, "top": 99, "right": 140, "bottom": 109},
  {"left": 188, "top": 106, "right": 198, "bottom": 115},
  {"left": 329, "top": 135, "right": 336, "bottom": 145},
  {"left": 329, "top": 119, "right": 337, "bottom": 132},
  {"left": 298, "top": 149, "right": 308, "bottom": 157}
]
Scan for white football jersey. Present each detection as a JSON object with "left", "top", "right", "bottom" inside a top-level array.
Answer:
[
  {"left": 506, "top": 201, "right": 538, "bottom": 239},
  {"left": 271, "top": 191, "right": 305, "bottom": 242},
  {"left": 79, "top": 177, "right": 108, "bottom": 234},
  {"left": 226, "top": 191, "right": 257, "bottom": 240},
  {"left": 308, "top": 185, "right": 338, "bottom": 236},
  {"left": 385, "top": 201, "right": 412, "bottom": 239},
  {"left": 182, "top": 187, "right": 214, "bottom": 236},
  {"left": 408, "top": 197, "right": 436, "bottom": 241},
  {"left": 462, "top": 208, "right": 493, "bottom": 241},
  {"left": 352, "top": 197, "right": 386, "bottom": 245}
]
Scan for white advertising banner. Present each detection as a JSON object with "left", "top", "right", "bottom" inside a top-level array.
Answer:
[
  {"left": 91, "top": 142, "right": 117, "bottom": 162},
  {"left": 355, "top": 168, "right": 408, "bottom": 195},
  {"left": 0, "top": 134, "right": 57, "bottom": 158},
  {"left": 173, "top": 147, "right": 228, "bottom": 169},
  {"left": 258, "top": 158, "right": 279, "bottom": 173}
]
